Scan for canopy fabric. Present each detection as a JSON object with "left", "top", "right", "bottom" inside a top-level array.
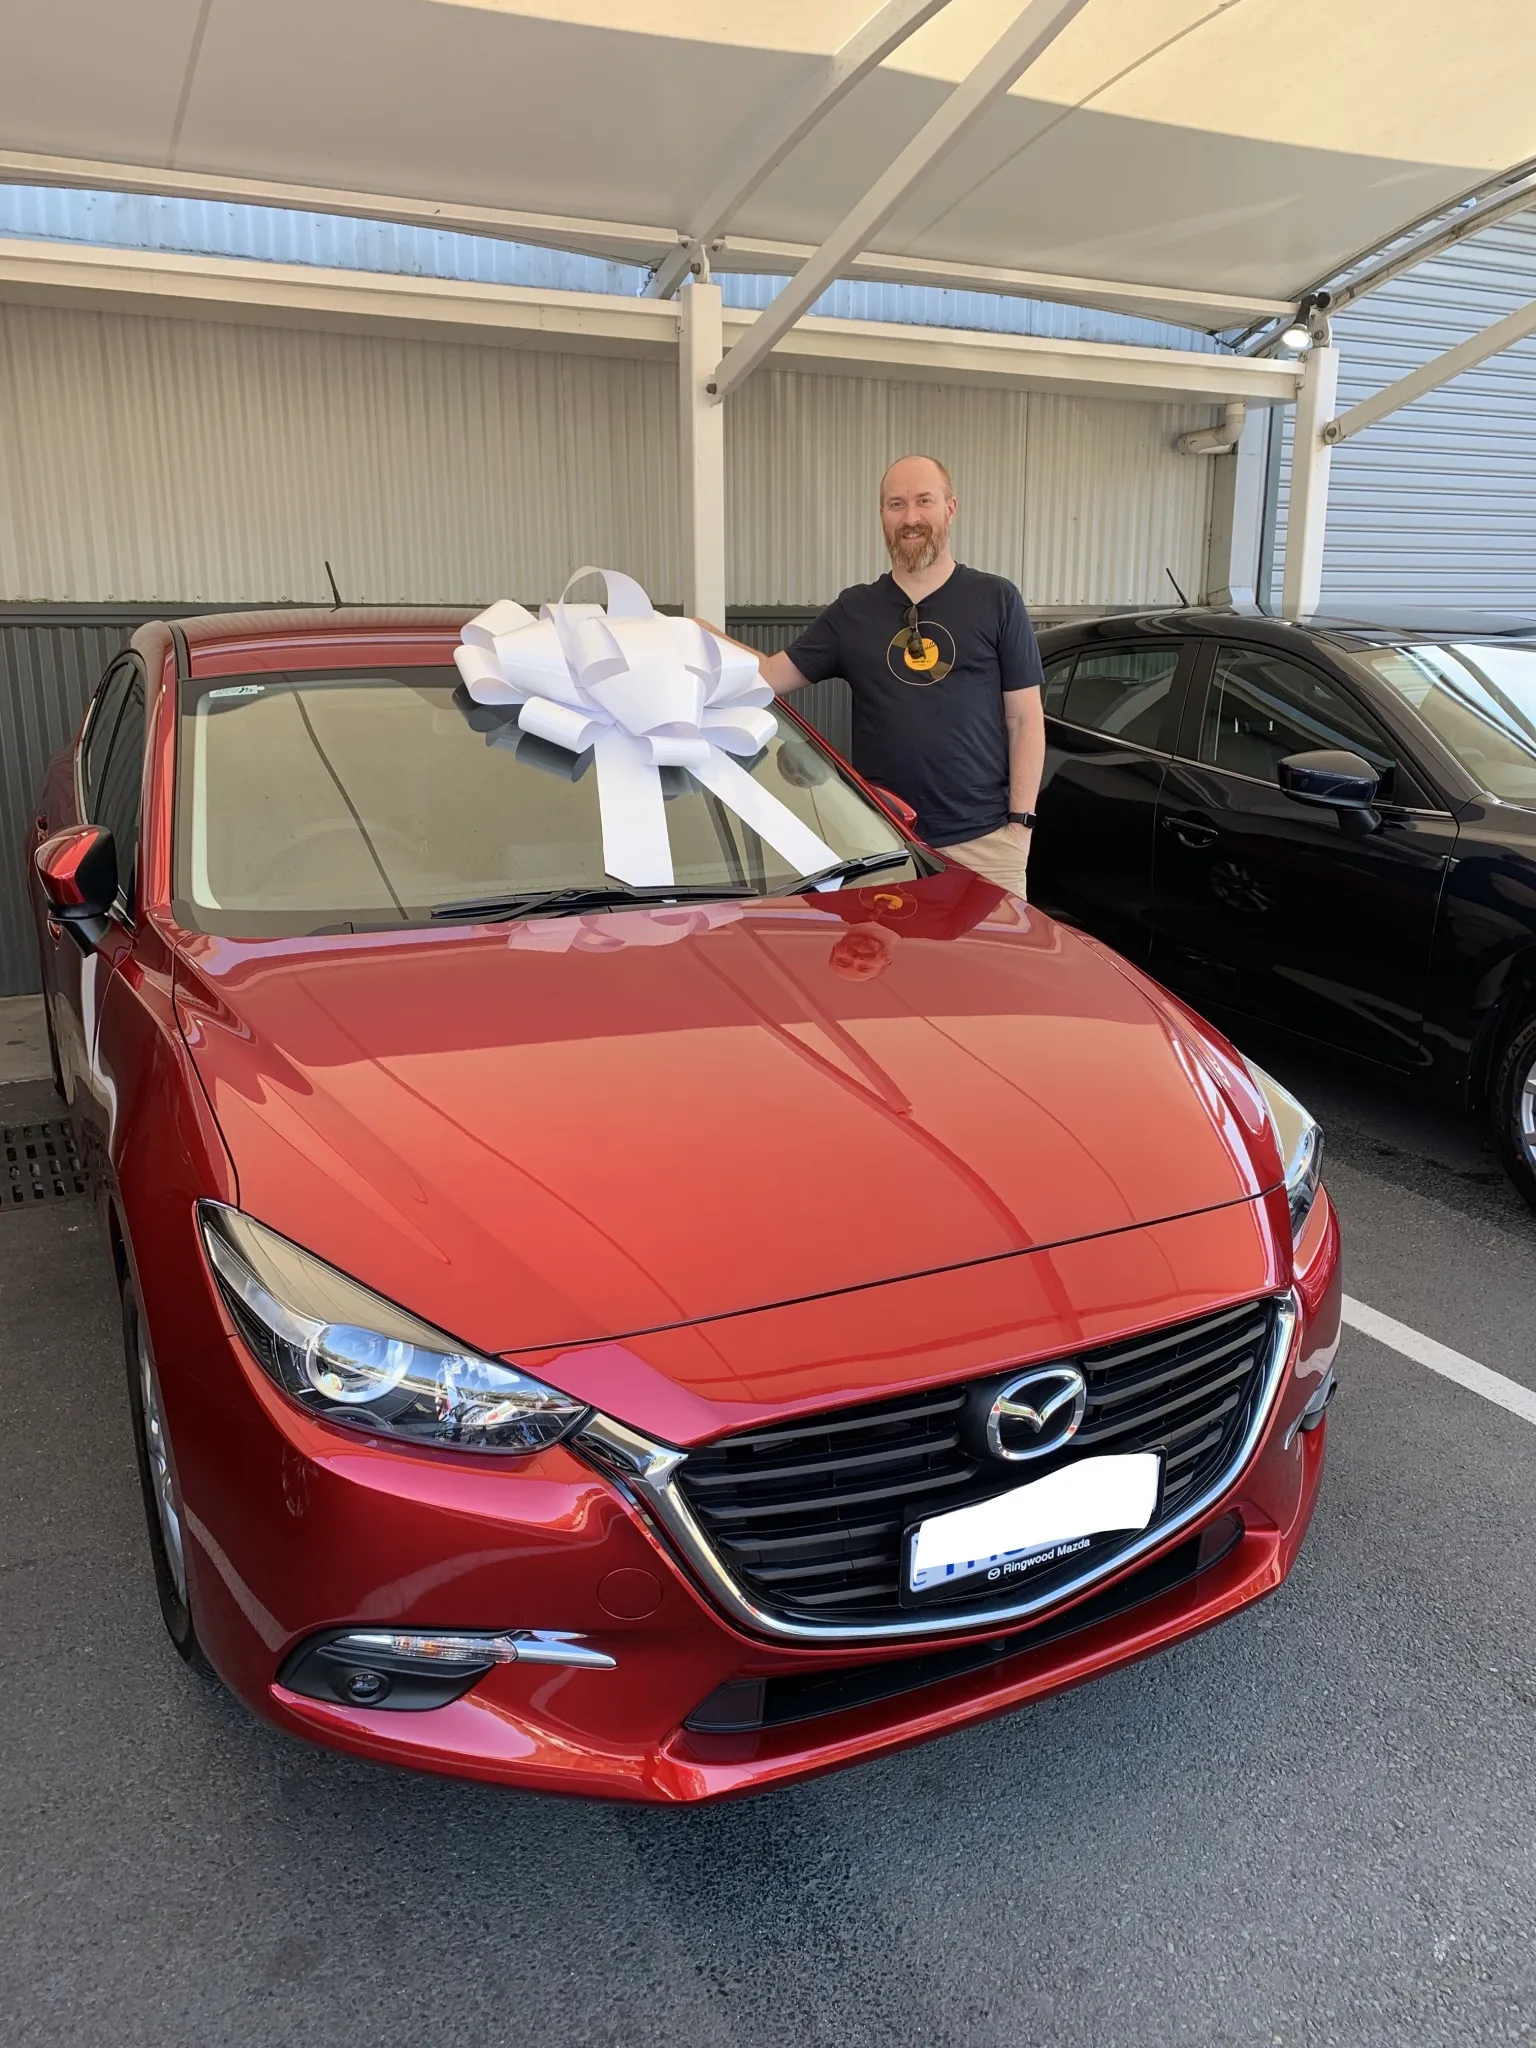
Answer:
[{"left": 3, "top": 0, "right": 1533, "bottom": 324}]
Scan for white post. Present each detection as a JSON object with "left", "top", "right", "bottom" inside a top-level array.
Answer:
[
  {"left": 1204, "top": 407, "right": 1270, "bottom": 609},
  {"left": 678, "top": 278, "right": 726, "bottom": 628},
  {"left": 1280, "top": 344, "right": 1339, "bottom": 621}
]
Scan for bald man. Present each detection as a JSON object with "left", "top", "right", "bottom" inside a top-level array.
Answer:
[{"left": 751, "top": 454, "right": 1046, "bottom": 898}]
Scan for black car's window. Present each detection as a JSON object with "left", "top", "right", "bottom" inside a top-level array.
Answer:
[
  {"left": 173, "top": 667, "right": 918, "bottom": 937},
  {"left": 1354, "top": 642, "right": 1536, "bottom": 803},
  {"left": 1198, "top": 647, "right": 1397, "bottom": 793},
  {"left": 1054, "top": 647, "right": 1180, "bottom": 750},
  {"left": 93, "top": 675, "right": 146, "bottom": 908},
  {"left": 1041, "top": 652, "right": 1075, "bottom": 718},
  {"left": 83, "top": 660, "right": 134, "bottom": 811}
]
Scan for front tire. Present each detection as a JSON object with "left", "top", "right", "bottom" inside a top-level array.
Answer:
[
  {"left": 122, "top": 1281, "right": 203, "bottom": 1665},
  {"left": 1489, "top": 1012, "right": 1536, "bottom": 1214}
]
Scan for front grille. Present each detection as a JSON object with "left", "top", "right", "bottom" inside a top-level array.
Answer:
[
  {"left": 673, "top": 1298, "right": 1276, "bottom": 1625},
  {"left": 3, "top": 1121, "right": 86, "bottom": 1210}
]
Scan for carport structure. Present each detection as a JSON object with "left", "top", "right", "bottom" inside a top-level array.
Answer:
[{"left": 3, "top": 0, "right": 1536, "bottom": 626}]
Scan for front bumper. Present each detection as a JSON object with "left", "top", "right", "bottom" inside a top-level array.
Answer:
[{"left": 175, "top": 1190, "right": 1341, "bottom": 1803}]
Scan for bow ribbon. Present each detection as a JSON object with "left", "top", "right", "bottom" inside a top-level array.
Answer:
[{"left": 455, "top": 568, "right": 838, "bottom": 889}]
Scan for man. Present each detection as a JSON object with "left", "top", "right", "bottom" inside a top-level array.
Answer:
[{"left": 749, "top": 454, "right": 1045, "bottom": 897}]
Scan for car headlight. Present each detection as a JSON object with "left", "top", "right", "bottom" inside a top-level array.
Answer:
[
  {"left": 1241, "top": 1059, "right": 1324, "bottom": 1242},
  {"left": 199, "top": 1204, "right": 588, "bottom": 1454}
]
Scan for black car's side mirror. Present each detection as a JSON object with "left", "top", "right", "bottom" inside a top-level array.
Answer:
[{"left": 1277, "top": 750, "right": 1382, "bottom": 834}]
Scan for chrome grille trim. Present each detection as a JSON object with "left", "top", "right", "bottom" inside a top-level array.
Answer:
[{"left": 575, "top": 1290, "right": 1300, "bottom": 1646}]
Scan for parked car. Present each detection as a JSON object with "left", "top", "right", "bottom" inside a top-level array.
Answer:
[
  {"left": 30, "top": 607, "right": 1338, "bottom": 1802},
  {"left": 1029, "top": 612, "right": 1536, "bottom": 1210}
]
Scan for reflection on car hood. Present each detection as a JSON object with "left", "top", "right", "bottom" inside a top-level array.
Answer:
[{"left": 174, "top": 872, "right": 1281, "bottom": 1354}]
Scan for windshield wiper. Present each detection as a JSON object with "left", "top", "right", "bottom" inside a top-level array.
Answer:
[
  {"left": 771, "top": 851, "right": 913, "bottom": 895},
  {"left": 430, "top": 883, "right": 754, "bottom": 923}
]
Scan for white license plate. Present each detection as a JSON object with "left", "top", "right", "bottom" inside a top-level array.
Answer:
[{"left": 906, "top": 1452, "right": 1162, "bottom": 1596}]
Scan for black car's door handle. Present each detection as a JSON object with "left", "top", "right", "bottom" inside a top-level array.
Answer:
[{"left": 1162, "top": 816, "right": 1218, "bottom": 849}]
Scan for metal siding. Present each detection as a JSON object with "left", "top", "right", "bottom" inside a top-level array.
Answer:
[
  {"left": 1270, "top": 210, "right": 1536, "bottom": 613},
  {"left": 0, "top": 622, "right": 123, "bottom": 995}
]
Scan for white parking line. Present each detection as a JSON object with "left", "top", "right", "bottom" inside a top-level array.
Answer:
[{"left": 1342, "top": 1296, "right": 1536, "bottom": 1429}]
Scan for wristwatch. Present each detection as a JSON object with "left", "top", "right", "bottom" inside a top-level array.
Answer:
[{"left": 1007, "top": 810, "right": 1038, "bottom": 828}]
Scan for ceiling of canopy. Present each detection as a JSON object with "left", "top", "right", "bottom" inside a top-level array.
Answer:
[{"left": 2, "top": 0, "right": 1531, "bottom": 324}]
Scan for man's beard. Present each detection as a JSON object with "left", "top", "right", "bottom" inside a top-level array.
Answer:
[{"left": 886, "top": 519, "right": 946, "bottom": 573}]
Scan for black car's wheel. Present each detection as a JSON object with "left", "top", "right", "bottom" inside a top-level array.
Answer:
[
  {"left": 1490, "top": 1012, "right": 1536, "bottom": 1214},
  {"left": 122, "top": 1281, "right": 203, "bottom": 1665}
]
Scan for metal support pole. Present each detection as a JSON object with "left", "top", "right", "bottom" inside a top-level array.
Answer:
[
  {"left": 1280, "top": 345, "right": 1339, "bottom": 621},
  {"left": 678, "top": 279, "right": 726, "bottom": 626},
  {"left": 1203, "top": 407, "right": 1271, "bottom": 610}
]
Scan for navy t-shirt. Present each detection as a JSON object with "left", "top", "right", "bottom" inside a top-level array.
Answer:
[{"left": 786, "top": 565, "right": 1043, "bottom": 846}]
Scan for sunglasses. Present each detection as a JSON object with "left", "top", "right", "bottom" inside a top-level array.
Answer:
[{"left": 903, "top": 602, "right": 926, "bottom": 661}]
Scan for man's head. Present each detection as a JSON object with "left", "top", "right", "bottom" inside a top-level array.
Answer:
[{"left": 880, "top": 454, "right": 956, "bottom": 575}]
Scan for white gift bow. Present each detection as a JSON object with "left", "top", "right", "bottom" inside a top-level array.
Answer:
[
  {"left": 454, "top": 567, "right": 839, "bottom": 889},
  {"left": 506, "top": 902, "right": 745, "bottom": 953}
]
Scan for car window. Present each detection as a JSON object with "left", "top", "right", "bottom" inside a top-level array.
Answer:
[
  {"left": 1041, "top": 652, "right": 1075, "bottom": 718},
  {"left": 1353, "top": 642, "right": 1536, "bottom": 803},
  {"left": 93, "top": 675, "right": 146, "bottom": 907},
  {"left": 1055, "top": 647, "right": 1180, "bottom": 749},
  {"left": 173, "top": 667, "right": 919, "bottom": 937},
  {"left": 83, "top": 661, "right": 133, "bottom": 811},
  {"left": 1198, "top": 647, "right": 1397, "bottom": 793}
]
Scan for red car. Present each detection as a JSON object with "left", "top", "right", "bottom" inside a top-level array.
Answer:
[{"left": 30, "top": 608, "right": 1340, "bottom": 1802}]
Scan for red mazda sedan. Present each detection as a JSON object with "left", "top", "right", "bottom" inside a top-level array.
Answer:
[{"left": 30, "top": 608, "right": 1340, "bottom": 1802}]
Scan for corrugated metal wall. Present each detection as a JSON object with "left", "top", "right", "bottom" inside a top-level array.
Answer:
[
  {"left": 1, "top": 301, "right": 1214, "bottom": 610},
  {"left": 1269, "top": 209, "right": 1536, "bottom": 614}
]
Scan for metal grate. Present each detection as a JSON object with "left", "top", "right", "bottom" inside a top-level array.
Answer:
[
  {"left": 674, "top": 1299, "right": 1276, "bottom": 1626},
  {"left": 2, "top": 1119, "right": 86, "bottom": 1208}
]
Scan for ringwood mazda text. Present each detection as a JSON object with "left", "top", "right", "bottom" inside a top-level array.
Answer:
[{"left": 29, "top": 601, "right": 1340, "bottom": 1801}]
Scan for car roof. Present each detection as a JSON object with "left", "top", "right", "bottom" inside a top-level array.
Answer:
[
  {"left": 174, "top": 606, "right": 476, "bottom": 648},
  {"left": 1034, "top": 607, "right": 1536, "bottom": 651}
]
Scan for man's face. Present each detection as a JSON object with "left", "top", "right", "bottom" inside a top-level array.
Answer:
[{"left": 881, "top": 461, "right": 956, "bottom": 574}]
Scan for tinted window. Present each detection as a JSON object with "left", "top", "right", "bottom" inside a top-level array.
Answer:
[
  {"left": 84, "top": 661, "right": 133, "bottom": 810},
  {"left": 1354, "top": 642, "right": 1536, "bottom": 802},
  {"left": 174, "top": 667, "right": 916, "bottom": 937},
  {"left": 93, "top": 676, "right": 146, "bottom": 905},
  {"left": 1056, "top": 647, "right": 1179, "bottom": 749},
  {"left": 1199, "top": 647, "right": 1396, "bottom": 791},
  {"left": 1041, "top": 652, "right": 1074, "bottom": 718}
]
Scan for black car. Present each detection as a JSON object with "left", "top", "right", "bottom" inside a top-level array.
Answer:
[{"left": 1029, "top": 611, "right": 1536, "bottom": 1208}]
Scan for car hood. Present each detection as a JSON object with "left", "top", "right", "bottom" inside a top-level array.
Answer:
[{"left": 174, "top": 874, "right": 1281, "bottom": 1355}]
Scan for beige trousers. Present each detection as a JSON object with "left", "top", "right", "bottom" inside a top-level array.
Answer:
[{"left": 943, "top": 825, "right": 1029, "bottom": 899}]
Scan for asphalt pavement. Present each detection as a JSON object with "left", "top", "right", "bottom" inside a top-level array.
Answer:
[{"left": 3, "top": 1035, "right": 1534, "bottom": 2048}]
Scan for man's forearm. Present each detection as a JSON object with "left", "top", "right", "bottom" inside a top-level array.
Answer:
[
  {"left": 1008, "top": 696, "right": 1046, "bottom": 813},
  {"left": 694, "top": 621, "right": 808, "bottom": 696}
]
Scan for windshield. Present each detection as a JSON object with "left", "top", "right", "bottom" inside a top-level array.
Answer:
[
  {"left": 1354, "top": 642, "right": 1536, "bottom": 804},
  {"left": 173, "top": 665, "right": 917, "bottom": 935}
]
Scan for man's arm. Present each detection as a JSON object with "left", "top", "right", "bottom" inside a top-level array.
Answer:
[
  {"left": 695, "top": 622, "right": 812, "bottom": 695},
  {"left": 1003, "top": 686, "right": 1046, "bottom": 866}
]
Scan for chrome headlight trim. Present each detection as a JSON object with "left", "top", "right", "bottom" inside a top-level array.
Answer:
[{"left": 573, "top": 1291, "right": 1299, "bottom": 1647}]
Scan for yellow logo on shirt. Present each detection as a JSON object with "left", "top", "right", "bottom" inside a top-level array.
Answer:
[{"left": 886, "top": 619, "right": 956, "bottom": 685}]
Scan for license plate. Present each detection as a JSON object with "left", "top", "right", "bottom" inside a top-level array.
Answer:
[{"left": 904, "top": 1452, "right": 1162, "bottom": 1600}]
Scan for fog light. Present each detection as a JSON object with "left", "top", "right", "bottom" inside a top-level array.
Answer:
[
  {"left": 279, "top": 1627, "right": 616, "bottom": 1712},
  {"left": 341, "top": 1667, "right": 391, "bottom": 1704},
  {"left": 1195, "top": 1511, "right": 1243, "bottom": 1572}
]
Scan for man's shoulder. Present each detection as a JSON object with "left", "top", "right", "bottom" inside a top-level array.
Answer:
[
  {"left": 950, "top": 564, "right": 1028, "bottom": 612},
  {"left": 829, "top": 574, "right": 895, "bottom": 613}
]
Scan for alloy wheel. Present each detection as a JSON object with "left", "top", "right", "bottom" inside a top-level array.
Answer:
[
  {"left": 1521, "top": 1051, "right": 1536, "bottom": 1174},
  {"left": 136, "top": 1323, "right": 188, "bottom": 1607}
]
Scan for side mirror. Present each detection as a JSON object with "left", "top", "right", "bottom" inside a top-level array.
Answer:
[
  {"left": 1277, "top": 749, "right": 1381, "bottom": 809},
  {"left": 35, "top": 825, "right": 118, "bottom": 952},
  {"left": 870, "top": 785, "right": 918, "bottom": 831}
]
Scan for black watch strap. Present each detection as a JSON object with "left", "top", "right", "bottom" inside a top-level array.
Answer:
[{"left": 1007, "top": 810, "right": 1037, "bottom": 828}]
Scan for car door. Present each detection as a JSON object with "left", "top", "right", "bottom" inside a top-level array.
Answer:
[
  {"left": 1149, "top": 639, "right": 1459, "bottom": 1067},
  {"left": 68, "top": 662, "right": 148, "bottom": 1175},
  {"left": 40, "top": 656, "right": 138, "bottom": 1100},
  {"left": 1028, "top": 638, "right": 1196, "bottom": 958}
]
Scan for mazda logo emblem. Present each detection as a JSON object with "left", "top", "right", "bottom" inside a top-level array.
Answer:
[{"left": 983, "top": 1365, "right": 1088, "bottom": 1462}]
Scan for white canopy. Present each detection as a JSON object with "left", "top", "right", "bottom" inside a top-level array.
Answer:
[{"left": 4, "top": 0, "right": 1534, "bottom": 329}]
